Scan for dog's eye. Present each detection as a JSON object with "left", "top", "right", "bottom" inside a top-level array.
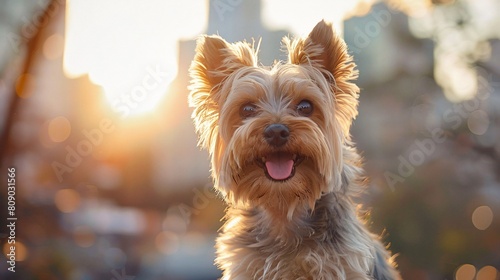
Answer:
[
  {"left": 296, "top": 100, "right": 313, "bottom": 116},
  {"left": 240, "top": 103, "right": 258, "bottom": 119}
]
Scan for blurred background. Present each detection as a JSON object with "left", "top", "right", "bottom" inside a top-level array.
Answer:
[{"left": 0, "top": 0, "right": 499, "bottom": 279}]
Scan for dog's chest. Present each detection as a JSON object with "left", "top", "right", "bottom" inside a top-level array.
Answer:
[
  {"left": 227, "top": 234, "right": 356, "bottom": 280},
  {"left": 217, "top": 209, "right": 349, "bottom": 279}
]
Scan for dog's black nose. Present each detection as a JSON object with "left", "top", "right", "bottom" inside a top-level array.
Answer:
[{"left": 264, "top": 124, "right": 290, "bottom": 147}]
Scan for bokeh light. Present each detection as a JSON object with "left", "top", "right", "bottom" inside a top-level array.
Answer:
[
  {"left": 155, "top": 231, "right": 179, "bottom": 255},
  {"left": 3, "top": 241, "right": 28, "bottom": 262},
  {"left": 162, "top": 213, "right": 188, "bottom": 234},
  {"left": 436, "top": 57, "right": 478, "bottom": 102},
  {"left": 47, "top": 116, "right": 72, "bottom": 143},
  {"left": 450, "top": 67, "right": 477, "bottom": 100},
  {"left": 15, "top": 241, "right": 28, "bottom": 262},
  {"left": 54, "top": 189, "right": 81, "bottom": 213},
  {"left": 43, "top": 33, "right": 64, "bottom": 60},
  {"left": 476, "top": 266, "right": 498, "bottom": 280},
  {"left": 472, "top": 205, "right": 494, "bottom": 231},
  {"left": 467, "top": 110, "right": 490, "bottom": 136},
  {"left": 455, "top": 264, "right": 476, "bottom": 280}
]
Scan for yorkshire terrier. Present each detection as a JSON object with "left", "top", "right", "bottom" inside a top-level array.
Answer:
[{"left": 189, "top": 20, "right": 401, "bottom": 280}]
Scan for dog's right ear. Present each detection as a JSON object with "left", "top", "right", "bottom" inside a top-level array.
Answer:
[{"left": 189, "top": 35, "right": 256, "bottom": 151}]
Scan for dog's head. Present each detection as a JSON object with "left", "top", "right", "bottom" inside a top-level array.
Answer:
[{"left": 189, "top": 20, "right": 360, "bottom": 215}]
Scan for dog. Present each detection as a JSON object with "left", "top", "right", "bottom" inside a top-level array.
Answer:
[{"left": 188, "top": 20, "right": 401, "bottom": 280}]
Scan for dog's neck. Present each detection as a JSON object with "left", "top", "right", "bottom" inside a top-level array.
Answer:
[{"left": 253, "top": 192, "right": 345, "bottom": 244}]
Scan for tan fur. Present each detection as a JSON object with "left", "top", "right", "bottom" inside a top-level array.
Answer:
[{"left": 189, "top": 20, "right": 401, "bottom": 280}]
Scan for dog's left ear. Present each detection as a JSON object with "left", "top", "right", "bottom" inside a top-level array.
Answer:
[{"left": 285, "top": 20, "right": 360, "bottom": 135}]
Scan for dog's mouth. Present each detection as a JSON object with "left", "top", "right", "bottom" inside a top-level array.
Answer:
[{"left": 256, "top": 152, "right": 304, "bottom": 182}]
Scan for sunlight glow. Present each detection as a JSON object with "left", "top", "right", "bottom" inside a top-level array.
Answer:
[
  {"left": 64, "top": 0, "right": 207, "bottom": 117},
  {"left": 262, "top": 0, "right": 376, "bottom": 36}
]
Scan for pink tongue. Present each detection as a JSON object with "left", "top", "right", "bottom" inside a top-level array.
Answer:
[{"left": 265, "top": 153, "right": 294, "bottom": 180}]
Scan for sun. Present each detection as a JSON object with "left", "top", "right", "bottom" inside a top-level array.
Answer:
[{"left": 63, "top": 0, "right": 208, "bottom": 118}]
